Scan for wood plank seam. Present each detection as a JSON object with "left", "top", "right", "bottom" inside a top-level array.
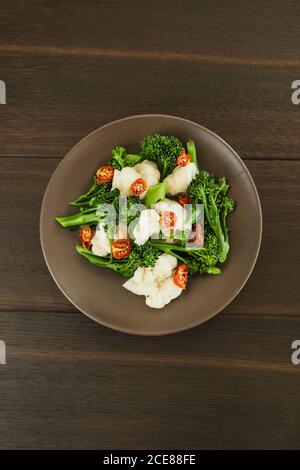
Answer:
[{"left": 1, "top": 44, "right": 300, "bottom": 66}]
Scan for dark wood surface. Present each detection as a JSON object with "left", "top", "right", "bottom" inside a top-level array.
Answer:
[{"left": 1, "top": 0, "right": 300, "bottom": 449}]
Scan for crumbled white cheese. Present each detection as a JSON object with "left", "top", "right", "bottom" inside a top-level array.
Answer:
[
  {"left": 146, "top": 277, "right": 182, "bottom": 309},
  {"left": 133, "top": 160, "right": 160, "bottom": 196},
  {"left": 112, "top": 167, "right": 140, "bottom": 196},
  {"left": 123, "top": 266, "right": 157, "bottom": 296},
  {"left": 152, "top": 252, "right": 177, "bottom": 281},
  {"left": 164, "top": 162, "right": 198, "bottom": 195},
  {"left": 132, "top": 209, "right": 160, "bottom": 245},
  {"left": 154, "top": 198, "right": 186, "bottom": 239},
  {"left": 91, "top": 224, "right": 111, "bottom": 257},
  {"left": 123, "top": 253, "right": 182, "bottom": 309},
  {"left": 91, "top": 222, "right": 130, "bottom": 257},
  {"left": 111, "top": 160, "right": 160, "bottom": 198}
]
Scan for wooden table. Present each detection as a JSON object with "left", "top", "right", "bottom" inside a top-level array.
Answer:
[{"left": 1, "top": 1, "right": 300, "bottom": 449}]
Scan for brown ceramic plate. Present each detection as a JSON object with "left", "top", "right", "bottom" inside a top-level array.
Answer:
[{"left": 40, "top": 114, "right": 262, "bottom": 335}]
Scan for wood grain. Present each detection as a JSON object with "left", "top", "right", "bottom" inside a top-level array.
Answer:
[
  {"left": 0, "top": 0, "right": 300, "bottom": 158},
  {"left": 1, "top": 157, "right": 299, "bottom": 315},
  {"left": 1, "top": 0, "right": 299, "bottom": 60},
  {"left": 0, "top": 310, "right": 299, "bottom": 449},
  {"left": 1, "top": 0, "right": 300, "bottom": 451}
]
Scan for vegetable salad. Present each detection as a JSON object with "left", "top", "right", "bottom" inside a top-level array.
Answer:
[{"left": 56, "top": 134, "right": 235, "bottom": 309}]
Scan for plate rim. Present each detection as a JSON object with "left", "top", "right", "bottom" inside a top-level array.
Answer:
[{"left": 40, "top": 113, "right": 263, "bottom": 336}]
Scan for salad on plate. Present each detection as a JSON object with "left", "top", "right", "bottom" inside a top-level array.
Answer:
[{"left": 56, "top": 134, "right": 235, "bottom": 309}]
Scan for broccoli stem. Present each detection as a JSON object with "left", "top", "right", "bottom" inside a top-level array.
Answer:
[
  {"left": 219, "top": 205, "right": 231, "bottom": 261},
  {"left": 207, "top": 194, "right": 228, "bottom": 262},
  {"left": 149, "top": 241, "right": 205, "bottom": 266},
  {"left": 198, "top": 188, "right": 211, "bottom": 226},
  {"left": 76, "top": 245, "right": 132, "bottom": 276},
  {"left": 149, "top": 242, "right": 189, "bottom": 264},
  {"left": 70, "top": 180, "right": 99, "bottom": 206},
  {"left": 114, "top": 155, "right": 125, "bottom": 169},
  {"left": 150, "top": 241, "right": 221, "bottom": 275},
  {"left": 76, "top": 244, "right": 120, "bottom": 270},
  {"left": 76, "top": 244, "right": 147, "bottom": 278},
  {"left": 187, "top": 140, "right": 199, "bottom": 170},
  {"left": 161, "top": 164, "right": 169, "bottom": 181},
  {"left": 195, "top": 188, "right": 228, "bottom": 263},
  {"left": 185, "top": 140, "right": 230, "bottom": 261},
  {"left": 166, "top": 251, "right": 189, "bottom": 265},
  {"left": 150, "top": 241, "right": 201, "bottom": 254},
  {"left": 55, "top": 207, "right": 100, "bottom": 228}
]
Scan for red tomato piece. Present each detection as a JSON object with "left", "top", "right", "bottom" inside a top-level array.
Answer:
[
  {"left": 177, "top": 193, "right": 190, "bottom": 207},
  {"left": 177, "top": 150, "right": 191, "bottom": 167},
  {"left": 131, "top": 178, "right": 147, "bottom": 196},
  {"left": 112, "top": 239, "right": 132, "bottom": 259},
  {"left": 173, "top": 263, "right": 189, "bottom": 289},
  {"left": 79, "top": 227, "right": 94, "bottom": 250},
  {"left": 163, "top": 210, "right": 177, "bottom": 228},
  {"left": 96, "top": 165, "right": 114, "bottom": 184}
]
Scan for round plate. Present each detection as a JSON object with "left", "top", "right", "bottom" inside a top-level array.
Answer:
[{"left": 40, "top": 114, "right": 262, "bottom": 335}]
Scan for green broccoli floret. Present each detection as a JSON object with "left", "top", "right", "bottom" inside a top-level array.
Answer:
[
  {"left": 76, "top": 241, "right": 160, "bottom": 278},
  {"left": 110, "top": 146, "right": 127, "bottom": 169},
  {"left": 150, "top": 231, "right": 221, "bottom": 275},
  {"left": 187, "top": 232, "right": 221, "bottom": 274},
  {"left": 56, "top": 188, "right": 120, "bottom": 229},
  {"left": 132, "top": 241, "right": 161, "bottom": 269},
  {"left": 140, "top": 134, "right": 184, "bottom": 180},
  {"left": 56, "top": 191, "right": 144, "bottom": 231},
  {"left": 220, "top": 196, "right": 235, "bottom": 250},
  {"left": 187, "top": 171, "right": 235, "bottom": 263},
  {"left": 69, "top": 180, "right": 111, "bottom": 207},
  {"left": 88, "top": 187, "right": 120, "bottom": 208},
  {"left": 70, "top": 146, "right": 143, "bottom": 206},
  {"left": 114, "top": 195, "right": 142, "bottom": 225},
  {"left": 110, "top": 145, "right": 143, "bottom": 170},
  {"left": 76, "top": 244, "right": 137, "bottom": 277}
]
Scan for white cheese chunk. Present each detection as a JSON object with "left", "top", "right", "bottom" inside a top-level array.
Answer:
[
  {"left": 152, "top": 253, "right": 177, "bottom": 281},
  {"left": 112, "top": 167, "right": 140, "bottom": 196},
  {"left": 111, "top": 160, "right": 160, "bottom": 198},
  {"left": 164, "top": 162, "right": 198, "bottom": 195},
  {"left": 91, "top": 224, "right": 111, "bottom": 257},
  {"left": 123, "top": 266, "right": 157, "bottom": 296},
  {"left": 123, "top": 253, "right": 183, "bottom": 309},
  {"left": 154, "top": 198, "right": 186, "bottom": 238},
  {"left": 133, "top": 160, "right": 160, "bottom": 197},
  {"left": 146, "top": 277, "right": 182, "bottom": 309},
  {"left": 92, "top": 221, "right": 132, "bottom": 257},
  {"left": 132, "top": 209, "right": 160, "bottom": 245}
]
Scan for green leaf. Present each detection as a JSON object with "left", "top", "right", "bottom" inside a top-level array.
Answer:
[
  {"left": 187, "top": 140, "right": 198, "bottom": 170},
  {"left": 144, "top": 181, "right": 167, "bottom": 208},
  {"left": 124, "top": 153, "right": 143, "bottom": 166}
]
